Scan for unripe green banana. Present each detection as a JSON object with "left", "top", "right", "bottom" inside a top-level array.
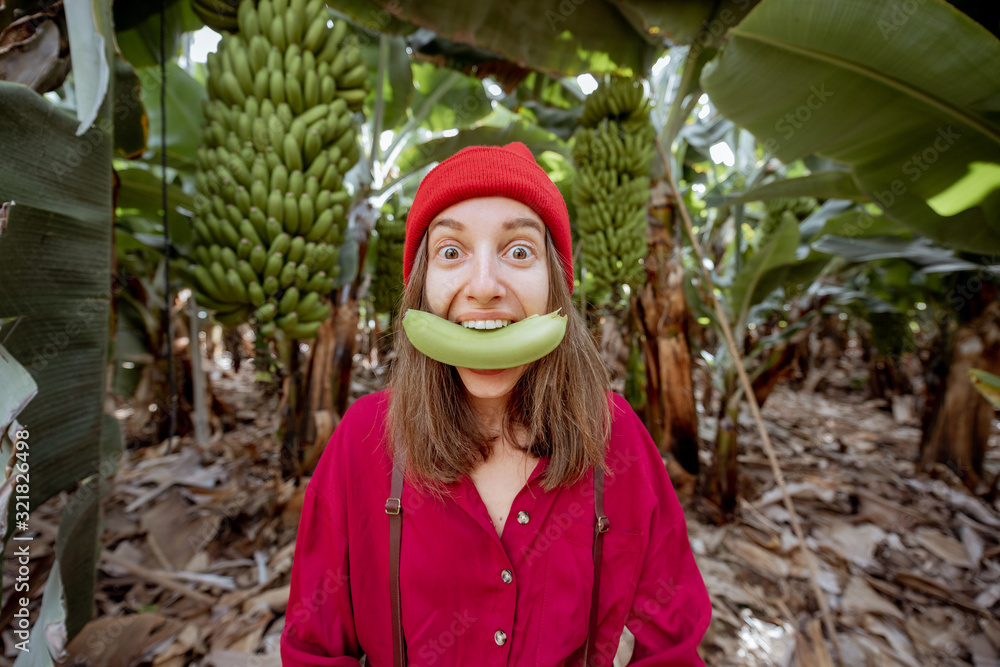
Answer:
[
  {"left": 254, "top": 302, "right": 278, "bottom": 323},
  {"left": 265, "top": 217, "right": 283, "bottom": 243},
  {"left": 192, "top": 265, "right": 226, "bottom": 302},
  {"left": 294, "top": 290, "right": 321, "bottom": 317},
  {"left": 253, "top": 68, "right": 270, "bottom": 101},
  {"left": 270, "top": 232, "right": 292, "bottom": 257},
  {"left": 320, "top": 75, "right": 336, "bottom": 104},
  {"left": 259, "top": 0, "right": 275, "bottom": 29},
  {"left": 298, "top": 194, "right": 315, "bottom": 233},
  {"left": 236, "top": 260, "right": 257, "bottom": 288},
  {"left": 269, "top": 14, "right": 287, "bottom": 51},
  {"left": 279, "top": 286, "right": 301, "bottom": 315},
  {"left": 286, "top": 77, "right": 304, "bottom": 114},
  {"left": 264, "top": 252, "right": 284, "bottom": 279},
  {"left": 279, "top": 261, "right": 298, "bottom": 288},
  {"left": 306, "top": 209, "right": 334, "bottom": 242},
  {"left": 283, "top": 192, "right": 300, "bottom": 233},
  {"left": 338, "top": 64, "right": 368, "bottom": 90},
  {"left": 287, "top": 235, "right": 306, "bottom": 264},
  {"left": 269, "top": 69, "right": 286, "bottom": 105},
  {"left": 286, "top": 321, "right": 322, "bottom": 339},
  {"left": 305, "top": 271, "right": 329, "bottom": 293},
  {"left": 300, "top": 302, "right": 330, "bottom": 324},
  {"left": 267, "top": 189, "right": 284, "bottom": 219},
  {"left": 304, "top": 175, "right": 320, "bottom": 201},
  {"left": 288, "top": 170, "right": 305, "bottom": 198},
  {"left": 277, "top": 311, "right": 299, "bottom": 330},
  {"left": 250, "top": 245, "right": 268, "bottom": 274},
  {"left": 283, "top": 133, "right": 304, "bottom": 172},
  {"left": 285, "top": 4, "right": 304, "bottom": 45},
  {"left": 210, "top": 262, "right": 236, "bottom": 300},
  {"left": 319, "top": 21, "right": 348, "bottom": 62},
  {"left": 402, "top": 310, "right": 568, "bottom": 370},
  {"left": 263, "top": 275, "right": 280, "bottom": 295}
]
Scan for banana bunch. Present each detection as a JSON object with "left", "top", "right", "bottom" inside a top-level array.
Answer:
[
  {"left": 571, "top": 77, "right": 655, "bottom": 291},
  {"left": 577, "top": 77, "right": 650, "bottom": 132},
  {"left": 370, "top": 211, "right": 406, "bottom": 316},
  {"left": 188, "top": 0, "right": 368, "bottom": 340},
  {"left": 755, "top": 197, "right": 818, "bottom": 248}
]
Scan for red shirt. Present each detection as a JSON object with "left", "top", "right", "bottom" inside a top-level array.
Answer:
[{"left": 281, "top": 391, "right": 710, "bottom": 666}]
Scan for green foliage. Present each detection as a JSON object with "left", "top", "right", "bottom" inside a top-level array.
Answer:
[{"left": 702, "top": 0, "right": 1000, "bottom": 255}]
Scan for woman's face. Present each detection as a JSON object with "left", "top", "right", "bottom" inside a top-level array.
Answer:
[{"left": 424, "top": 197, "right": 551, "bottom": 408}]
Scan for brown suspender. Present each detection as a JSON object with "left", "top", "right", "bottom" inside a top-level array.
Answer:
[
  {"left": 386, "top": 455, "right": 405, "bottom": 667},
  {"left": 385, "top": 451, "right": 608, "bottom": 666}
]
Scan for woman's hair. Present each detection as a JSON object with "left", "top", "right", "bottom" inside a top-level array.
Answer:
[{"left": 387, "top": 233, "right": 610, "bottom": 493}]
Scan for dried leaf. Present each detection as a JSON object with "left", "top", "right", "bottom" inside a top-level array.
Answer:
[
  {"left": 816, "top": 522, "right": 886, "bottom": 569},
  {"left": 960, "top": 523, "right": 985, "bottom": 568},
  {"left": 723, "top": 535, "right": 791, "bottom": 582},
  {"left": 64, "top": 613, "right": 182, "bottom": 665},
  {"left": 914, "top": 527, "right": 973, "bottom": 568},
  {"left": 842, "top": 576, "right": 904, "bottom": 620}
]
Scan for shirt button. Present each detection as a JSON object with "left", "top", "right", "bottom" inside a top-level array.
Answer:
[
  {"left": 501, "top": 569, "right": 513, "bottom": 584},
  {"left": 516, "top": 511, "right": 529, "bottom": 524},
  {"left": 494, "top": 629, "right": 507, "bottom": 646}
]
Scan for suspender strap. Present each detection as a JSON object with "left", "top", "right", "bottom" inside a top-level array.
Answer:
[
  {"left": 386, "top": 451, "right": 405, "bottom": 667},
  {"left": 584, "top": 465, "right": 609, "bottom": 666},
  {"left": 385, "top": 454, "right": 607, "bottom": 667}
]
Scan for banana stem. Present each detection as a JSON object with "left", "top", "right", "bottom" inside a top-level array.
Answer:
[
  {"left": 653, "top": 139, "right": 843, "bottom": 665},
  {"left": 381, "top": 70, "right": 463, "bottom": 170}
]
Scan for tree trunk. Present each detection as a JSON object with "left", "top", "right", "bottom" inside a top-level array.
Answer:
[
  {"left": 637, "top": 180, "right": 699, "bottom": 474},
  {"left": 299, "top": 316, "right": 338, "bottom": 475},
  {"left": 331, "top": 294, "right": 360, "bottom": 418},
  {"left": 706, "top": 371, "right": 741, "bottom": 521},
  {"left": 920, "top": 295, "right": 1000, "bottom": 490}
]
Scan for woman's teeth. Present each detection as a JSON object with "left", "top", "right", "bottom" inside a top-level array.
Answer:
[{"left": 460, "top": 319, "right": 512, "bottom": 330}]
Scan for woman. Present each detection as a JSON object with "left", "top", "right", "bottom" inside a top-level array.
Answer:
[{"left": 281, "top": 143, "right": 711, "bottom": 666}]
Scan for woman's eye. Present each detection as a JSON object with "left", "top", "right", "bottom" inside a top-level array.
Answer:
[
  {"left": 509, "top": 245, "right": 532, "bottom": 260},
  {"left": 439, "top": 246, "right": 460, "bottom": 260}
]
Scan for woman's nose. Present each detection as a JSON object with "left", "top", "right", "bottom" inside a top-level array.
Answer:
[{"left": 466, "top": 254, "right": 505, "bottom": 303}]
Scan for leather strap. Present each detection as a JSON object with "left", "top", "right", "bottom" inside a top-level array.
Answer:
[
  {"left": 386, "top": 451, "right": 405, "bottom": 667},
  {"left": 583, "top": 465, "right": 609, "bottom": 665},
  {"left": 386, "top": 452, "right": 607, "bottom": 667}
]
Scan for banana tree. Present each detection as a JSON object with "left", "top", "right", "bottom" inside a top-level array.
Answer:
[
  {"left": 0, "top": 0, "right": 121, "bottom": 649},
  {"left": 700, "top": 0, "right": 1000, "bottom": 489}
]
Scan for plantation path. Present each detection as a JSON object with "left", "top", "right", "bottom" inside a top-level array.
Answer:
[{"left": 3, "top": 359, "right": 999, "bottom": 666}]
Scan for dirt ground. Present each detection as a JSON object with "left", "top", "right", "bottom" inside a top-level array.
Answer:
[{"left": 3, "top": 347, "right": 999, "bottom": 666}]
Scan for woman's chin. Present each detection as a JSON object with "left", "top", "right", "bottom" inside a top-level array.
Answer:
[{"left": 456, "top": 365, "right": 526, "bottom": 404}]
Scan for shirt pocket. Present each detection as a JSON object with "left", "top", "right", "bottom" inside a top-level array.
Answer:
[{"left": 534, "top": 515, "right": 644, "bottom": 666}]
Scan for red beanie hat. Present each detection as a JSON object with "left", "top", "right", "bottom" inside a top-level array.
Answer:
[{"left": 403, "top": 142, "right": 574, "bottom": 292}]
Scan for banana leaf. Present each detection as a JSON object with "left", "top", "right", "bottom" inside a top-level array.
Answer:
[
  {"left": 64, "top": 0, "right": 110, "bottom": 134},
  {"left": 701, "top": 0, "right": 1000, "bottom": 255},
  {"left": 327, "top": 0, "right": 659, "bottom": 76},
  {"left": 811, "top": 235, "right": 984, "bottom": 272},
  {"left": 727, "top": 213, "right": 799, "bottom": 328},
  {"left": 969, "top": 369, "right": 1000, "bottom": 410},
  {"left": 0, "top": 75, "right": 120, "bottom": 639},
  {"left": 138, "top": 61, "right": 207, "bottom": 172},
  {"left": 708, "top": 170, "right": 866, "bottom": 208}
]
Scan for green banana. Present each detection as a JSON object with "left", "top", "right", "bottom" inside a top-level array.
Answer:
[{"left": 401, "top": 310, "right": 568, "bottom": 370}]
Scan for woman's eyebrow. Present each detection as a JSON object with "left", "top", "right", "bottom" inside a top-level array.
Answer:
[
  {"left": 429, "top": 218, "right": 465, "bottom": 232},
  {"left": 502, "top": 217, "right": 544, "bottom": 234}
]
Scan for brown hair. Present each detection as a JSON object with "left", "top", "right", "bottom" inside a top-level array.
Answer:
[{"left": 387, "top": 234, "right": 610, "bottom": 493}]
